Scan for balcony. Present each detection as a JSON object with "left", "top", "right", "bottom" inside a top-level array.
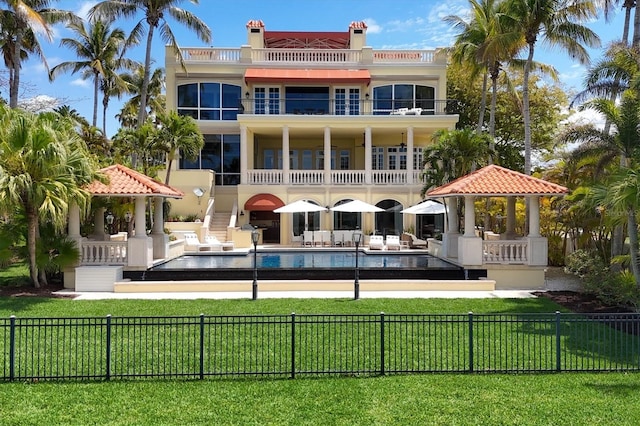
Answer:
[
  {"left": 246, "top": 170, "right": 423, "bottom": 186},
  {"left": 239, "top": 98, "right": 456, "bottom": 116},
  {"left": 177, "top": 47, "right": 444, "bottom": 65}
]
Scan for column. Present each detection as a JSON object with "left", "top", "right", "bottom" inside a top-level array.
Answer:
[
  {"left": 134, "top": 196, "right": 146, "bottom": 238},
  {"left": 240, "top": 125, "right": 248, "bottom": 184},
  {"left": 364, "top": 126, "right": 372, "bottom": 184},
  {"left": 464, "top": 195, "right": 476, "bottom": 237},
  {"left": 528, "top": 196, "right": 540, "bottom": 237},
  {"left": 505, "top": 196, "right": 517, "bottom": 239},
  {"left": 93, "top": 207, "right": 107, "bottom": 240},
  {"left": 128, "top": 196, "right": 153, "bottom": 268},
  {"left": 64, "top": 202, "right": 83, "bottom": 289},
  {"left": 406, "top": 127, "right": 414, "bottom": 184},
  {"left": 444, "top": 197, "right": 459, "bottom": 258},
  {"left": 324, "top": 126, "right": 331, "bottom": 184},
  {"left": 68, "top": 202, "right": 81, "bottom": 239},
  {"left": 151, "top": 197, "right": 168, "bottom": 259},
  {"left": 282, "top": 126, "right": 290, "bottom": 184}
]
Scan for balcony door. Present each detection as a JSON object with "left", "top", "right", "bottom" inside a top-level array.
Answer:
[
  {"left": 254, "top": 87, "right": 280, "bottom": 114},
  {"left": 334, "top": 88, "right": 360, "bottom": 115},
  {"left": 285, "top": 87, "right": 329, "bottom": 114}
]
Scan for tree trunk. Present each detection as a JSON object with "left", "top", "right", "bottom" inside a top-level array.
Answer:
[
  {"left": 136, "top": 26, "right": 156, "bottom": 129},
  {"left": 92, "top": 72, "right": 99, "bottom": 128},
  {"left": 476, "top": 69, "right": 489, "bottom": 133},
  {"left": 623, "top": 2, "right": 632, "bottom": 45},
  {"left": 10, "top": 30, "right": 23, "bottom": 108},
  {"left": 26, "top": 203, "right": 40, "bottom": 288},
  {"left": 164, "top": 159, "right": 173, "bottom": 186},
  {"left": 627, "top": 209, "right": 640, "bottom": 288},
  {"left": 523, "top": 43, "right": 535, "bottom": 176},
  {"left": 633, "top": 3, "right": 640, "bottom": 46}
]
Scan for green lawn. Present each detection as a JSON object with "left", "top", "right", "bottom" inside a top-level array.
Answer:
[{"left": 1, "top": 296, "right": 639, "bottom": 425}]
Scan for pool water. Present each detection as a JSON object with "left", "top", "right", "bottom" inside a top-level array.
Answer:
[{"left": 153, "top": 251, "right": 457, "bottom": 270}]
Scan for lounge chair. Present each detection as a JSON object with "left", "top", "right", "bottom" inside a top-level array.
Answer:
[
  {"left": 368, "top": 235, "right": 385, "bottom": 250},
  {"left": 184, "top": 233, "right": 222, "bottom": 252},
  {"left": 401, "top": 233, "right": 427, "bottom": 249},
  {"left": 386, "top": 235, "right": 401, "bottom": 251}
]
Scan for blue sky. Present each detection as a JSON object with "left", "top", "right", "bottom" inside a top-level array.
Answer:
[{"left": 17, "top": 0, "right": 626, "bottom": 137}]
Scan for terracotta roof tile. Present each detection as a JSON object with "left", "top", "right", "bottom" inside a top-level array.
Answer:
[
  {"left": 86, "top": 164, "right": 184, "bottom": 198},
  {"left": 349, "top": 21, "right": 367, "bottom": 29},
  {"left": 427, "top": 165, "right": 568, "bottom": 197},
  {"left": 246, "top": 20, "right": 264, "bottom": 28}
]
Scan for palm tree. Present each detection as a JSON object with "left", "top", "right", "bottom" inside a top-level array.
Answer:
[
  {"left": 0, "top": 0, "right": 78, "bottom": 108},
  {"left": 120, "top": 64, "right": 166, "bottom": 123},
  {"left": 505, "top": 0, "right": 600, "bottom": 175},
  {"left": 154, "top": 110, "right": 203, "bottom": 186},
  {"left": 49, "top": 20, "right": 135, "bottom": 130},
  {"left": 89, "top": 0, "right": 211, "bottom": 128},
  {"left": 0, "top": 106, "right": 99, "bottom": 287}
]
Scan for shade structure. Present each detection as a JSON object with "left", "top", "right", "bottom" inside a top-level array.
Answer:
[
  {"left": 401, "top": 200, "right": 447, "bottom": 215},
  {"left": 273, "top": 200, "right": 327, "bottom": 213},
  {"left": 330, "top": 199, "right": 383, "bottom": 213}
]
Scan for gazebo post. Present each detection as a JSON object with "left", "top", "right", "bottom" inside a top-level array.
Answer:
[
  {"left": 151, "top": 196, "right": 169, "bottom": 259},
  {"left": 127, "top": 196, "right": 153, "bottom": 268},
  {"left": 64, "top": 202, "right": 83, "bottom": 289},
  {"left": 527, "top": 195, "right": 547, "bottom": 266},
  {"left": 443, "top": 197, "right": 459, "bottom": 258},
  {"left": 504, "top": 197, "right": 517, "bottom": 239},
  {"left": 458, "top": 195, "right": 483, "bottom": 266}
]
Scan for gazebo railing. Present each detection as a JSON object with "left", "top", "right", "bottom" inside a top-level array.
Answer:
[
  {"left": 80, "top": 241, "right": 128, "bottom": 265},
  {"left": 483, "top": 240, "right": 528, "bottom": 264}
]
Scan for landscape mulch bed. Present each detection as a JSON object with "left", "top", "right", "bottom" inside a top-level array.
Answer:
[{"left": 0, "top": 282, "right": 72, "bottom": 299}]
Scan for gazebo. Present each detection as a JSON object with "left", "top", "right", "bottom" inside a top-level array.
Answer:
[
  {"left": 65, "top": 164, "right": 184, "bottom": 291},
  {"left": 426, "top": 165, "right": 568, "bottom": 288}
]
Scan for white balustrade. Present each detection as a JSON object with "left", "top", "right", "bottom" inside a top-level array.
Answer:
[
  {"left": 177, "top": 48, "right": 438, "bottom": 64},
  {"left": 289, "top": 170, "right": 325, "bottom": 185},
  {"left": 483, "top": 240, "right": 528, "bottom": 264},
  {"left": 247, "top": 170, "right": 283, "bottom": 185},
  {"left": 372, "top": 170, "right": 407, "bottom": 185},
  {"left": 331, "top": 170, "right": 366, "bottom": 185},
  {"left": 81, "top": 241, "right": 128, "bottom": 265}
]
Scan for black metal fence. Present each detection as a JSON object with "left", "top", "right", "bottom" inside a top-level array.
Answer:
[{"left": 2, "top": 312, "right": 639, "bottom": 381}]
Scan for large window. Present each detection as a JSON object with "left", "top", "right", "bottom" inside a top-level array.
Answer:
[
  {"left": 177, "top": 83, "right": 242, "bottom": 120},
  {"left": 335, "top": 88, "right": 360, "bottom": 115},
  {"left": 180, "top": 134, "right": 240, "bottom": 185},
  {"left": 372, "top": 84, "right": 435, "bottom": 115}
]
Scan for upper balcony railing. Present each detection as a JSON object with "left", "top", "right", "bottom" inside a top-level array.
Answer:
[
  {"left": 177, "top": 47, "right": 444, "bottom": 65},
  {"left": 239, "top": 98, "right": 456, "bottom": 116}
]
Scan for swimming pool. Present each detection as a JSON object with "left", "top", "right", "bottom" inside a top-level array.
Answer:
[{"left": 127, "top": 250, "right": 469, "bottom": 282}]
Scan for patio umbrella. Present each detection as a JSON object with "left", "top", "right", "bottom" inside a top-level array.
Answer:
[
  {"left": 401, "top": 200, "right": 446, "bottom": 214},
  {"left": 330, "top": 199, "right": 383, "bottom": 213},
  {"left": 273, "top": 200, "right": 327, "bottom": 213}
]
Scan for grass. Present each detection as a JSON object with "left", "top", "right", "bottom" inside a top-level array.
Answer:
[
  {"left": 1, "top": 373, "right": 639, "bottom": 425},
  {"left": 1, "top": 272, "right": 639, "bottom": 425},
  {"left": 0, "top": 262, "right": 30, "bottom": 287}
]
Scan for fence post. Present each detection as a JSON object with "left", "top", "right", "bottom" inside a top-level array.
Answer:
[
  {"left": 290, "top": 313, "right": 296, "bottom": 379},
  {"left": 105, "top": 315, "right": 111, "bottom": 381},
  {"left": 9, "top": 315, "right": 15, "bottom": 381},
  {"left": 199, "top": 314, "right": 205, "bottom": 380},
  {"left": 380, "top": 312, "right": 385, "bottom": 376},
  {"left": 555, "top": 311, "right": 561, "bottom": 372},
  {"left": 468, "top": 312, "right": 474, "bottom": 373}
]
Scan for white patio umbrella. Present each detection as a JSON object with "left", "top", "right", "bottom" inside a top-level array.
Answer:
[
  {"left": 274, "top": 200, "right": 327, "bottom": 213},
  {"left": 401, "top": 200, "right": 447, "bottom": 214},
  {"left": 330, "top": 199, "right": 383, "bottom": 213}
]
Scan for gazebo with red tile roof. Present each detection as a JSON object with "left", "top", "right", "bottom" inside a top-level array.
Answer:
[
  {"left": 425, "top": 165, "right": 568, "bottom": 282},
  {"left": 87, "top": 164, "right": 184, "bottom": 198}
]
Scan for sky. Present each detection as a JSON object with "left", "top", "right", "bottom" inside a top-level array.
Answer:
[{"left": 14, "top": 0, "right": 627, "bottom": 137}]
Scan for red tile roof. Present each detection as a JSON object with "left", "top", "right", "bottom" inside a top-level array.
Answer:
[
  {"left": 86, "top": 164, "right": 184, "bottom": 198},
  {"left": 246, "top": 20, "right": 265, "bottom": 28},
  {"left": 349, "top": 21, "right": 367, "bottom": 29},
  {"left": 427, "top": 165, "right": 569, "bottom": 197}
]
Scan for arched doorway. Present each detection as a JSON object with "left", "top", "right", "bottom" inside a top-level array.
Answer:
[{"left": 375, "top": 199, "right": 403, "bottom": 237}]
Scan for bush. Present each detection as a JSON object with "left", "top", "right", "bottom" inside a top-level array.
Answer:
[{"left": 565, "top": 249, "right": 640, "bottom": 309}]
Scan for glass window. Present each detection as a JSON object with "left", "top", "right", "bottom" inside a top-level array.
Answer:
[
  {"left": 179, "top": 134, "right": 241, "bottom": 186},
  {"left": 177, "top": 82, "right": 241, "bottom": 120},
  {"left": 372, "top": 84, "right": 435, "bottom": 114},
  {"left": 264, "top": 149, "right": 275, "bottom": 169},
  {"left": 340, "top": 150, "right": 350, "bottom": 170},
  {"left": 302, "top": 150, "right": 312, "bottom": 170}
]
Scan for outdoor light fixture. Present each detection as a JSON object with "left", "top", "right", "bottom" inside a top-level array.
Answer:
[
  {"left": 352, "top": 231, "right": 363, "bottom": 300},
  {"left": 365, "top": 93, "right": 369, "bottom": 100},
  {"left": 105, "top": 212, "right": 114, "bottom": 235},
  {"left": 245, "top": 91, "right": 250, "bottom": 99},
  {"left": 240, "top": 210, "right": 245, "bottom": 216},
  {"left": 124, "top": 211, "right": 132, "bottom": 223},
  {"left": 400, "top": 132, "right": 406, "bottom": 149},
  {"left": 251, "top": 229, "right": 260, "bottom": 300},
  {"left": 193, "top": 187, "right": 204, "bottom": 205}
]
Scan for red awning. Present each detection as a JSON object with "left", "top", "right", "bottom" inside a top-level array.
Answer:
[
  {"left": 244, "top": 193, "right": 285, "bottom": 211},
  {"left": 244, "top": 69, "right": 371, "bottom": 84}
]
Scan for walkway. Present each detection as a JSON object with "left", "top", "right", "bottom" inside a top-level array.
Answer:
[{"left": 58, "top": 267, "right": 582, "bottom": 300}]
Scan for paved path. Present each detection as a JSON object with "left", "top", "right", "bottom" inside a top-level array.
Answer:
[{"left": 59, "top": 267, "right": 582, "bottom": 300}]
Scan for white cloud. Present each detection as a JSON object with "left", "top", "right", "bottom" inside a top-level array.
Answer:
[
  {"left": 363, "top": 18, "right": 382, "bottom": 34},
  {"left": 77, "top": 1, "right": 98, "bottom": 21},
  {"left": 18, "top": 95, "right": 60, "bottom": 113},
  {"left": 71, "top": 78, "right": 92, "bottom": 88}
]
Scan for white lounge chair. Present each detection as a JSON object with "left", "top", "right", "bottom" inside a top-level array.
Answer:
[
  {"left": 401, "top": 233, "right": 427, "bottom": 249},
  {"left": 184, "top": 233, "right": 221, "bottom": 252},
  {"left": 386, "top": 235, "right": 401, "bottom": 251},
  {"left": 368, "top": 235, "right": 385, "bottom": 250}
]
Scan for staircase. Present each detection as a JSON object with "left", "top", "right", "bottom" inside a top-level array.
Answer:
[{"left": 209, "top": 211, "right": 232, "bottom": 242}]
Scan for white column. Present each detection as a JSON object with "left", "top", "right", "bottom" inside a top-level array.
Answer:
[
  {"left": 528, "top": 196, "right": 541, "bottom": 237},
  {"left": 464, "top": 195, "right": 476, "bottom": 237},
  {"left": 152, "top": 197, "right": 164, "bottom": 234},
  {"left": 240, "top": 125, "right": 248, "bottom": 184},
  {"left": 282, "top": 126, "right": 290, "bottom": 184},
  {"left": 134, "top": 196, "right": 146, "bottom": 238},
  {"left": 505, "top": 196, "right": 517, "bottom": 239},
  {"left": 324, "top": 126, "right": 331, "bottom": 184},
  {"left": 93, "top": 207, "right": 107, "bottom": 240},
  {"left": 447, "top": 198, "right": 458, "bottom": 233},
  {"left": 68, "top": 202, "right": 81, "bottom": 238},
  {"left": 407, "top": 127, "right": 414, "bottom": 184},
  {"left": 364, "top": 126, "right": 372, "bottom": 184},
  {"left": 151, "top": 197, "right": 168, "bottom": 259}
]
